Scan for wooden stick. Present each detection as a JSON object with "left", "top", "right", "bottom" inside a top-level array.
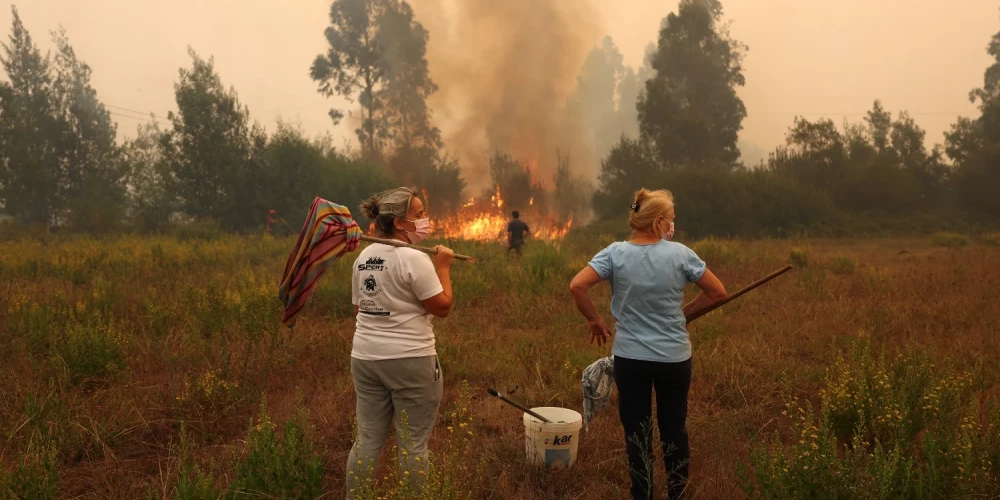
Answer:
[
  {"left": 685, "top": 265, "right": 793, "bottom": 323},
  {"left": 487, "top": 388, "right": 552, "bottom": 423},
  {"left": 360, "top": 235, "right": 477, "bottom": 262}
]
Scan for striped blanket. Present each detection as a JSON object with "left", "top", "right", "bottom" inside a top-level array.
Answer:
[{"left": 279, "top": 197, "right": 363, "bottom": 328}]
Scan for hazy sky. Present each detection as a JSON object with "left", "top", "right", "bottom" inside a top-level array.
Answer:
[{"left": 3, "top": 0, "right": 997, "bottom": 163}]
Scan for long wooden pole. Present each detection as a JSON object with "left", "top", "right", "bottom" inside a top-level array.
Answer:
[
  {"left": 487, "top": 388, "right": 553, "bottom": 423},
  {"left": 279, "top": 217, "right": 477, "bottom": 262},
  {"left": 685, "top": 265, "right": 793, "bottom": 323},
  {"left": 360, "top": 235, "right": 477, "bottom": 262}
]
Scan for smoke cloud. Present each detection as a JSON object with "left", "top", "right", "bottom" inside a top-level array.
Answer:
[{"left": 409, "top": 0, "right": 604, "bottom": 192}]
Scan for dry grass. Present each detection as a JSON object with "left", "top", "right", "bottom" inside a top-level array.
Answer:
[{"left": 0, "top": 233, "right": 998, "bottom": 498}]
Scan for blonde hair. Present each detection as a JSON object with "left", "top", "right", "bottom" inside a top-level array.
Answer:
[
  {"left": 360, "top": 187, "right": 417, "bottom": 237},
  {"left": 628, "top": 188, "right": 675, "bottom": 236}
]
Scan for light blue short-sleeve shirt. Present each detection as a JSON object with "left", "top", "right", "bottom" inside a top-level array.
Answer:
[{"left": 588, "top": 240, "right": 707, "bottom": 363}]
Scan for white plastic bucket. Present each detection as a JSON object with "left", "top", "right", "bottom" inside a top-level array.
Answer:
[{"left": 523, "top": 407, "right": 583, "bottom": 469}]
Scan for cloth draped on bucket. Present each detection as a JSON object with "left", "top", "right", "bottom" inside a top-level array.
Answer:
[
  {"left": 581, "top": 356, "right": 615, "bottom": 431},
  {"left": 279, "top": 197, "right": 362, "bottom": 328}
]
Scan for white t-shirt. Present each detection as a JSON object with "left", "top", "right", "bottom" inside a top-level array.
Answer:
[{"left": 351, "top": 243, "right": 444, "bottom": 360}]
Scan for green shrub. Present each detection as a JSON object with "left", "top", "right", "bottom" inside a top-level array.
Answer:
[
  {"left": 593, "top": 167, "right": 837, "bottom": 238},
  {"left": 228, "top": 401, "right": 323, "bottom": 499},
  {"left": 932, "top": 232, "right": 968, "bottom": 247},
  {"left": 173, "top": 406, "right": 326, "bottom": 500},
  {"left": 174, "top": 423, "right": 222, "bottom": 500},
  {"left": 0, "top": 219, "right": 53, "bottom": 243},
  {"left": 0, "top": 438, "right": 59, "bottom": 500},
  {"left": 524, "top": 243, "right": 568, "bottom": 289},
  {"left": 423, "top": 382, "right": 483, "bottom": 499},
  {"left": 55, "top": 320, "right": 127, "bottom": 386},
  {"left": 980, "top": 232, "right": 1000, "bottom": 246},
  {"left": 65, "top": 182, "right": 126, "bottom": 234},
  {"left": 741, "top": 340, "right": 999, "bottom": 499},
  {"left": 693, "top": 238, "right": 741, "bottom": 265},
  {"left": 172, "top": 220, "right": 224, "bottom": 242},
  {"left": 569, "top": 220, "right": 629, "bottom": 245},
  {"left": 789, "top": 247, "right": 810, "bottom": 267},
  {"left": 175, "top": 370, "right": 245, "bottom": 424},
  {"left": 14, "top": 383, "right": 72, "bottom": 454},
  {"left": 4, "top": 301, "right": 61, "bottom": 357},
  {"left": 308, "top": 267, "right": 355, "bottom": 319},
  {"left": 828, "top": 256, "right": 856, "bottom": 275}
]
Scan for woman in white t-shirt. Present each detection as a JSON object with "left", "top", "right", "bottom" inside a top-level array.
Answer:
[{"left": 346, "top": 187, "right": 454, "bottom": 498}]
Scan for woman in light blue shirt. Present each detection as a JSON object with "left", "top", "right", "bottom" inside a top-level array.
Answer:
[{"left": 570, "top": 188, "right": 727, "bottom": 500}]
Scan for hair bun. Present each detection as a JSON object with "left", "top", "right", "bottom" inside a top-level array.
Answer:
[
  {"left": 360, "top": 197, "right": 381, "bottom": 220},
  {"left": 631, "top": 188, "right": 649, "bottom": 213}
]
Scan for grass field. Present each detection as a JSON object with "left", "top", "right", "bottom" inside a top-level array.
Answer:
[{"left": 1, "top": 230, "right": 998, "bottom": 499}]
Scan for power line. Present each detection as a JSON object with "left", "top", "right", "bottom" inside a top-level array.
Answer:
[
  {"left": 755, "top": 110, "right": 971, "bottom": 117},
  {"left": 108, "top": 111, "right": 155, "bottom": 123},
  {"left": 749, "top": 94, "right": 973, "bottom": 100},
  {"left": 105, "top": 104, "right": 167, "bottom": 121}
]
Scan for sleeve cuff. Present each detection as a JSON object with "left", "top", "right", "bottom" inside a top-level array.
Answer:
[
  {"left": 588, "top": 263, "right": 609, "bottom": 281},
  {"left": 417, "top": 285, "right": 444, "bottom": 301},
  {"left": 691, "top": 265, "right": 706, "bottom": 282}
]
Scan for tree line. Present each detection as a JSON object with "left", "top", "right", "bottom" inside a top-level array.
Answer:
[
  {"left": 593, "top": 0, "right": 1000, "bottom": 237},
  {"left": 0, "top": 4, "right": 460, "bottom": 234},
  {"left": 1, "top": 0, "right": 998, "bottom": 237}
]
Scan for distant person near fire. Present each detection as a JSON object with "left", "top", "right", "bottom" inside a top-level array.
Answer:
[
  {"left": 265, "top": 209, "right": 278, "bottom": 235},
  {"left": 265, "top": 209, "right": 286, "bottom": 236},
  {"left": 507, "top": 210, "right": 531, "bottom": 256}
]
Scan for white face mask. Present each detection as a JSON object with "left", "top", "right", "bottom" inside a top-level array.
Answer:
[
  {"left": 661, "top": 219, "right": 675, "bottom": 241},
  {"left": 402, "top": 218, "right": 431, "bottom": 244}
]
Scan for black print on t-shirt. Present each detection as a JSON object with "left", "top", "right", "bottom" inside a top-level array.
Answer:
[
  {"left": 359, "top": 299, "right": 390, "bottom": 316},
  {"left": 361, "top": 274, "right": 382, "bottom": 298},
  {"left": 358, "top": 256, "right": 387, "bottom": 272}
]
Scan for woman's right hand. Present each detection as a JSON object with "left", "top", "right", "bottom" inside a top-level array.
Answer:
[
  {"left": 432, "top": 245, "right": 454, "bottom": 269},
  {"left": 683, "top": 268, "right": 728, "bottom": 321},
  {"left": 589, "top": 318, "right": 612, "bottom": 347}
]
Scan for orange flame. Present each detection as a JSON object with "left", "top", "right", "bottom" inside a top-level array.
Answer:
[
  {"left": 431, "top": 185, "right": 572, "bottom": 242},
  {"left": 493, "top": 185, "right": 504, "bottom": 209}
]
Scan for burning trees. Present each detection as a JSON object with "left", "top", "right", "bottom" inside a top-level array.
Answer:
[{"left": 429, "top": 150, "right": 588, "bottom": 242}]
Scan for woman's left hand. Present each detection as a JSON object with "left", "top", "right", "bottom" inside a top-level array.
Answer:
[{"left": 589, "top": 318, "right": 612, "bottom": 347}]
